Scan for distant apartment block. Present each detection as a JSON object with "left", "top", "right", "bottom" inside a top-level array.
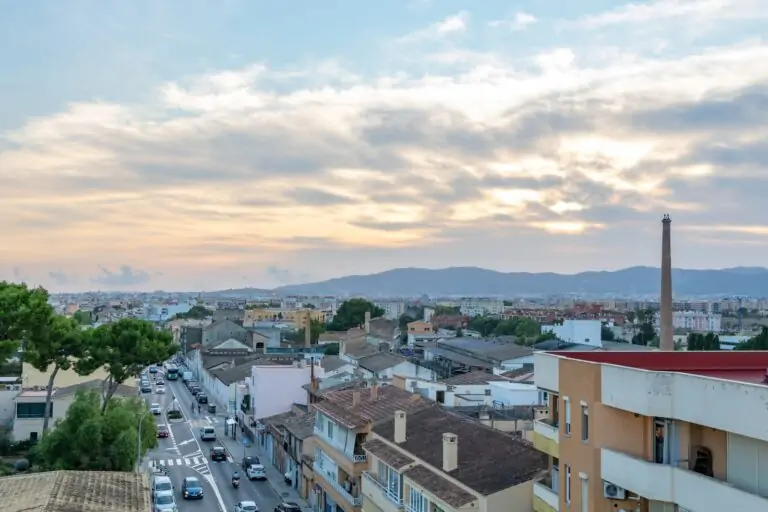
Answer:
[
  {"left": 541, "top": 320, "right": 602, "bottom": 347},
  {"left": 375, "top": 301, "right": 406, "bottom": 321},
  {"left": 653, "top": 311, "right": 722, "bottom": 333},
  {"left": 436, "top": 299, "right": 504, "bottom": 317},
  {"left": 531, "top": 350, "right": 768, "bottom": 512}
]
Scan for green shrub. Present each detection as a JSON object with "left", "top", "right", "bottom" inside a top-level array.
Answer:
[{"left": 167, "top": 410, "right": 183, "bottom": 420}]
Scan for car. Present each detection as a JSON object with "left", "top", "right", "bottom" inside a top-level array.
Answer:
[
  {"left": 196, "top": 393, "right": 208, "bottom": 404},
  {"left": 241, "top": 456, "right": 260, "bottom": 470},
  {"left": 181, "top": 476, "right": 204, "bottom": 499},
  {"left": 190, "top": 386, "right": 201, "bottom": 396},
  {"left": 151, "top": 475, "right": 174, "bottom": 498},
  {"left": 185, "top": 379, "right": 197, "bottom": 388},
  {"left": 157, "top": 424, "right": 169, "bottom": 438},
  {"left": 235, "top": 501, "right": 259, "bottom": 512},
  {"left": 246, "top": 464, "right": 266, "bottom": 480},
  {"left": 156, "top": 362, "right": 164, "bottom": 367},
  {"left": 210, "top": 446, "right": 227, "bottom": 462},
  {"left": 149, "top": 366, "right": 158, "bottom": 374},
  {"left": 156, "top": 378, "right": 164, "bottom": 386},
  {"left": 141, "top": 385, "right": 152, "bottom": 394},
  {"left": 150, "top": 403, "right": 162, "bottom": 415},
  {"left": 153, "top": 492, "right": 176, "bottom": 512},
  {"left": 200, "top": 426, "right": 216, "bottom": 441},
  {"left": 156, "top": 385, "right": 166, "bottom": 394},
  {"left": 274, "top": 502, "right": 301, "bottom": 512}
]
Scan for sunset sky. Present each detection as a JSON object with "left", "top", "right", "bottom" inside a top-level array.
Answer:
[{"left": 1, "top": 0, "right": 767, "bottom": 292}]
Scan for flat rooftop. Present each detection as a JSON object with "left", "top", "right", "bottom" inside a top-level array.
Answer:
[{"left": 550, "top": 351, "right": 768, "bottom": 384}]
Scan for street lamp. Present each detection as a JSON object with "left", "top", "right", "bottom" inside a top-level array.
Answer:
[{"left": 136, "top": 413, "right": 148, "bottom": 474}]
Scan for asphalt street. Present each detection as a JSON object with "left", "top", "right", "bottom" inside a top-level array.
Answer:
[{"left": 144, "top": 369, "right": 284, "bottom": 512}]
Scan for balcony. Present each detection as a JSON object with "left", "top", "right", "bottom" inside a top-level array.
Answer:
[
  {"left": 532, "top": 419, "right": 559, "bottom": 458},
  {"left": 315, "top": 426, "right": 368, "bottom": 466},
  {"left": 362, "top": 471, "right": 404, "bottom": 512},
  {"left": 313, "top": 463, "right": 363, "bottom": 507},
  {"left": 601, "top": 448, "right": 768, "bottom": 512},
  {"left": 533, "top": 475, "right": 559, "bottom": 512}
]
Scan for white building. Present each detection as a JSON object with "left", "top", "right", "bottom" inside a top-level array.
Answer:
[
  {"left": 541, "top": 319, "right": 602, "bottom": 347},
  {"left": 656, "top": 311, "right": 723, "bottom": 333},
  {"left": 374, "top": 301, "right": 405, "bottom": 320},
  {"left": 246, "top": 360, "right": 325, "bottom": 421},
  {"left": 398, "top": 371, "right": 541, "bottom": 408}
]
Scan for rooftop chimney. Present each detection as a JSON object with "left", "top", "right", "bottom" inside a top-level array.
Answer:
[
  {"left": 660, "top": 214, "right": 674, "bottom": 352},
  {"left": 365, "top": 311, "right": 371, "bottom": 334},
  {"left": 442, "top": 433, "right": 458, "bottom": 472},
  {"left": 304, "top": 310, "right": 312, "bottom": 348},
  {"left": 352, "top": 384, "right": 361, "bottom": 407},
  {"left": 394, "top": 410, "right": 406, "bottom": 443},
  {"left": 370, "top": 381, "right": 379, "bottom": 402}
]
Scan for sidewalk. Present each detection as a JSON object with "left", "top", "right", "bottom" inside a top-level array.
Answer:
[{"left": 207, "top": 394, "right": 312, "bottom": 509}]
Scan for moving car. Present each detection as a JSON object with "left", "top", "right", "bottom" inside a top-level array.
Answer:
[
  {"left": 149, "top": 366, "right": 158, "bottom": 374},
  {"left": 141, "top": 384, "right": 152, "bottom": 394},
  {"left": 156, "top": 378, "right": 164, "bottom": 386},
  {"left": 156, "top": 385, "right": 166, "bottom": 394},
  {"left": 153, "top": 492, "right": 176, "bottom": 512},
  {"left": 157, "top": 424, "right": 169, "bottom": 438},
  {"left": 275, "top": 502, "right": 301, "bottom": 512},
  {"left": 246, "top": 464, "right": 266, "bottom": 480},
  {"left": 235, "top": 501, "right": 259, "bottom": 512},
  {"left": 190, "top": 386, "right": 201, "bottom": 396},
  {"left": 241, "top": 456, "right": 260, "bottom": 470},
  {"left": 181, "top": 476, "right": 204, "bottom": 499},
  {"left": 150, "top": 403, "right": 162, "bottom": 415},
  {"left": 151, "top": 475, "right": 173, "bottom": 498},
  {"left": 196, "top": 393, "right": 208, "bottom": 404},
  {"left": 210, "top": 446, "right": 227, "bottom": 462},
  {"left": 200, "top": 427, "right": 216, "bottom": 441}
]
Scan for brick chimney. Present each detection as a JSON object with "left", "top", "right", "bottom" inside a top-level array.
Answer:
[
  {"left": 364, "top": 311, "right": 371, "bottom": 334},
  {"left": 394, "top": 410, "right": 406, "bottom": 443},
  {"left": 442, "top": 433, "right": 458, "bottom": 472},
  {"left": 370, "top": 382, "right": 379, "bottom": 402},
  {"left": 352, "top": 384, "right": 361, "bottom": 407},
  {"left": 660, "top": 214, "right": 674, "bottom": 351}
]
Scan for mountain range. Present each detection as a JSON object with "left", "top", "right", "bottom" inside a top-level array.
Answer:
[{"left": 252, "top": 266, "right": 768, "bottom": 297}]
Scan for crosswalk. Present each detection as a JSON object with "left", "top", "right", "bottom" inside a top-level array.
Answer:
[{"left": 150, "top": 453, "right": 234, "bottom": 470}]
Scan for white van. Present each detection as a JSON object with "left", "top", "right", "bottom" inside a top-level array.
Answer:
[
  {"left": 151, "top": 475, "right": 173, "bottom": 497},
  {"left": 200, "top": 426, "right": 216, "bottom": 441}
]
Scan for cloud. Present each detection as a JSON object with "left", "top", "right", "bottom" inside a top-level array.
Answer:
[
  {"left": 489, "top": 12, "right": 538, "bottom": 30},
  {"left": 48, "top": 271, "right": 77, "bottom": 285},
  {"left": 91, "top": 265, "right": 152, "bottom": 287},
  {"left": 2, "top": 3, "right": 768, "bottom": 289},
  {"left": 397, "top": 12, "right": 469, "bottom": 43}
]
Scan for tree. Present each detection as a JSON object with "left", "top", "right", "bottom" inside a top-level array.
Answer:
[
  {"left": 77, "top": 318, "right": 177, "bottom": 413},
  {"left": 631, "top": 321, "right": 656, "bottom": 346},
  {"left": 686, "top": 332, "right": 721, "bottom": 351},
  {"left": 601, "top": 325, "right": 615, "bottom": 341},
  {"left": 286, "top": 319, "right": 326, "bottom": 345},
  {"left": 72, "top": 310, "right": 93, "bottom": 326},
  {"left": 0, "top": 281, "right": 53, "bottom": 363},
  {"left": 35, "top": 390, "right": 156, "bottom": 471},
  {"left": 734, "top": 327, "right": 768, "bottom": 350},
  {"left": 173, "top": 305, "right": 212, "bottom": 320},
  {"left": 398, "top": 314, "right": 416, "bottom": 332},
  {"left": 434, "top": 305, "right": 461, "bottom": 316},
  {"left": 324, "top": 343, "right": 340, "bottom": 355},
  {"left": 327, "top": 299, "right": 385, "bottom": 331},
  {"left": 23, "top": 315, "right": 87, "bottom": 436}
]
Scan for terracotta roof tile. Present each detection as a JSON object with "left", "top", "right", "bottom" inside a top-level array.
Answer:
[
  {"left": 362, "top": 438, "right": 415, "bottom": 469},
  {"left": 404, "top": 466, "right": 475, "bottom": 508},
  {"left": 314, "top": 385, "right": 432, "bottom": 428}
]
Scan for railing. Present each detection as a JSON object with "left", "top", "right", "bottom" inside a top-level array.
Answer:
[
  {"left": 362, "top": 471, "right": 403, "bottom": 508},
  {"left": 314, "top": 426, "right": 368, "bottom": 464},
  {"left": 313, "top": 463, "right": 363, "bottom": 506}
]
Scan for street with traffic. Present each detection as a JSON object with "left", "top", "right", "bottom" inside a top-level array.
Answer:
[{"left": 142, "top": 364, "right": 300, "bottom": 512}]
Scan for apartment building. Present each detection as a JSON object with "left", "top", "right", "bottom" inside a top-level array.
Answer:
[
  {"left": 361, "top": 407, "right": 547, "bottom": 512},
  {"left": 531, "top": 350, "right": 768, "bottom": 512},
  {"left": 312, "top": 384, "right": 432, "bottom": 512}
]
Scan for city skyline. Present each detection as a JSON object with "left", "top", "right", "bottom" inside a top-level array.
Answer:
[{"left": 2, "top": 0, "right": 767, "bottom": 292}]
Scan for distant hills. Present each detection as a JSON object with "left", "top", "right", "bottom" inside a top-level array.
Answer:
[{"left": 257, "top": 266, "right": 768, "bottom": 297}]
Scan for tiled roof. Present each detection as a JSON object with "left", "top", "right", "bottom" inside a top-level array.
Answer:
[
  {"left": 362, "top": 438, "right": 415, "bottom": 469},
  {"left": 262, "top": 410, "right": 296, "bottom": 427},
  {"left": 282, "top": 413, "right": 316, "bottom": 440},
  {"left": 357, "top": 353, "right": 407, "bottom": 373},
  {"left": 368, "top": 318, "right": 398, "bottom": 341},
  {"left": 404, "top": 465, "right": 475, "bottom": 508},
  {"left": 319, "top": 331, "right": 345, "bottom": 342},
  {"left": 374, "top": 407, "right": 547, "bottom": 496},
  {"left": 211, "top": 362, "right": 253, "bottom": 385},
  {"left": 1, "top": 470, "right": 150, "bottom": 512},
  {"left": 314, "top": 385, "right": 432, "bottom": 429},
  {"left": 55, "top": 379, "right": 135, "bottom": 399},
  {"left": 439, "top": 371, "right": 510, "bottom": 386},
  {"left": 320, "top": 356, "right": 349, "bottom": 372}
]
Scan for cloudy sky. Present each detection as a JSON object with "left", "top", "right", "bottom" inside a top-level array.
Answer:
[{"left": 1, "top": 0, "right": 767, "bottom": 292}]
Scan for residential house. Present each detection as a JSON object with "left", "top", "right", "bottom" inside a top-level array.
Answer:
[
  {"left": 214, "top": 308, "right": 245, "bottom": 323},
  {"left": 361, "top": 407, "right": 547, "bottom": 512},
  {"left": 282, "top": 412, "right": 318, "bottom": 499},
  {"left": 405, "top": 320, "right": 439, "bottom": 348},
  {"left": 356, "top": 353, "right": 436, "bottom": 383},
  {"left": 247, "top": 360, "right": 326, "bottom": 422},
  {"left": 244, "top": 308, "right": 325, "bottom": 330},
  {"left": 2, "top": 470, "right": 150, "bottom": 512},
  {"left": 201, "top": 319, "right": 248, "bottom": 347},
  {"left": 13, "top": 380, "right": 135, "bottom": 441},
  {"left": 406, "top": 321, "right": 434, "bottom": 335},
  {"left": 319, "top": 332, "right": 346, "bottom": 346},
  {"left": 322, "top": 356, "right": 356, "bottom": 378},
  {"left": 312, "top": 384, "right": 432, "bottom": 512},
  {"left": 423, "top": 338, "right": 533, "bottom": 378},
  {"left": 531, "top": 350, "right": 768, "bottom": 512},
  {"left": 20, "top": 362, "right": 134, "bottom": 390}
]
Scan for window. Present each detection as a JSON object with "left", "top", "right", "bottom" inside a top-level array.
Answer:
[
  {"left": 565, "top": 464, "right": 571, "bottom": 504},
  {"left": 16, "top": 402, "right": 50, "bottom": 419},
  {"left": 564, "top": 398, "right": 571, "bottom": 435},
  {"left": 484, "top": 389, "right": 491, "bottom": 396},
  {"left": 581, "top": 404, "right": 589, "bottom": 441},
  {"left": 408, "top": 488, "right": 428, "bottom": 512},
  {"left": 580, "top": 474, "right": 588, "bottom": 512},
  {"left": 378, "top": 461, "right": 401, "bottom": 502},
  {"left": 327, "top": 420, "right": 334, "bottom": 440}
]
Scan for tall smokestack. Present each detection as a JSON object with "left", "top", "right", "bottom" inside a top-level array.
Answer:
[
  {"left": 304, "top": 310, "right": 312, "bottom": 348},
  {"left": 660, "top": 214, "right": 674, "bottom": 352}
]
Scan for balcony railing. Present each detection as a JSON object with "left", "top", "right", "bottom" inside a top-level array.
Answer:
[
  {"left": 362, "top": 471, "right": 403, "bottom": 508},
  {"left": 533, "top": 475, "right": 559, "bottom": 511},
  {"left": 314, "top": 426, "right": 368, "bottom": 464},
  {"left": 534, "top": 418, "right": 559, "bottom": 440},
  {"left": 313, "top": 463, "right": 363, "bottom": 507}
]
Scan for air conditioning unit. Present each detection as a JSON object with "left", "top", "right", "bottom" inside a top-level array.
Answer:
[{"left": 603, "top": 482, "right": 627, "bottom": 500}]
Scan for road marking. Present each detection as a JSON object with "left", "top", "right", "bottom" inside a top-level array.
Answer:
[
  {"left": 178, "top": 438, "right": 195, "bottom": 447},
  {"left": 176, "top": 458, "right": 182, "bottom": 465},
  {"left": 167, "top": 459, "right": 174, "bottom": 466},
  {"left": 184, "top": 457, "right": 191, "bottom": 465}
]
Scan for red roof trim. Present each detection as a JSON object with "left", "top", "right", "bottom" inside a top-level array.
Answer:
[{"left": 549, "top": 350, "right": 768, "bottom": 371}]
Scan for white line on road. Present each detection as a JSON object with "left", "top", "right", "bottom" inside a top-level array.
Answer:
[
  {"left": 178, "top": 438, "right": 195, "bottom": 447},
  {"left": 176, "top": 458, "right": 182, "bottom": 465},
  {"left": 167, "top": 459, "right": 174, "bottom": 466}
]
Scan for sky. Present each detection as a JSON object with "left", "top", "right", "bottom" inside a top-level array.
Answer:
[{"left": 1, "top": 0, "right": 768, "bottom": 292}]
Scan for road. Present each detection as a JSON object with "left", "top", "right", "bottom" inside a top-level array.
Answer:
[{"left": 144, "top": 369, "right": 284, "bottom": 512}]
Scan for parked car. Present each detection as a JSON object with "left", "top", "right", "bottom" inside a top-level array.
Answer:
[
  {"left": 157, "top": 424, "right": 169, "bottom": 438},
  {"left": 275, "top": 502, "right": 301, "bottom": 512},
  {"left": 246, "top": 464, "right": 266, "bottom": 481},
  {"left": 181, "top": 476, "right": 204, "bottom": 499},
  {"left": 150, "top": 403, "right": 162, "bottom": 415},
  {"left": 190, "top": 386, "right": 201, "bottom": 396},
  {"left": 196, "top": 393, "right": 208, "bottom": 404},
  {"left": 153, "top": 492, "right": 176, "bottom": 512},
  {"left": 210, "top": 446, "right": 227, "bottom": 462},
  {"left": 235, "top": 501, "right": 259, "bottom": 512},
  {"left": 241, "top": 456, "right": 260, "bottom": 470}
]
